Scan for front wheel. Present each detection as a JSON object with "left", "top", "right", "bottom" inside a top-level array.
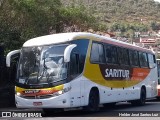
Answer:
[
  {"left": 138, "top": 88, "right": 146, "bottom": 105},
  {"left": 86, "top": 89, "right": 99, "bottom": 112}
]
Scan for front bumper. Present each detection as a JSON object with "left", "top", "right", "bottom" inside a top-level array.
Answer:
[{"left": 15, "top": 93, "right": 71, "bottom": 108}]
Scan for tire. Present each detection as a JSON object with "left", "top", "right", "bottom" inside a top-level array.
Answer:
[
  {"left": 131, "top": 88, "right": 146, "bottom": 106},
  {"left": 86, "top": 89, "right": 99, "bottom": 112},
  {"left": 138, "top": 88, "right": 146, "bottom": 105}
]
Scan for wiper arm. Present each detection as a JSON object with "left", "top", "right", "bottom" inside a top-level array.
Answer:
[
  {"left": 24, "top": 75, "right": 30, "bottom": 85},
  {"left": 38, "top": 58, "right": 46, "bottom": 80},
  {"left": 38, "top": 58, "right": 50, "bottom": 84}
]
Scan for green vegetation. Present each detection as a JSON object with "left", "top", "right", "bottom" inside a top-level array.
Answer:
[
  {"left": 0, "top": 0, "right": 96, "bottom": 53},
  {"left": 1, "top": 0, "right": 160, "bottom": 53},
  {"left": 62, "top": 0, "right": 160, "bottom": 33}
]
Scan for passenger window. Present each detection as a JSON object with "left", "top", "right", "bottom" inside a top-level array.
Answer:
[
  {"left": 105, "top": 45, "right": 117, "bottom": 64},
  {"left": 118, "top": 48, "right": 129, "bottom": 65},
  {"left": 90, "top": 43, "right": 105, "bottom": 63},
  {"left": 129, "top": 50, "right": 139, "bottom": 66},
  {"left": 148, "top": 54, "right": 156, "bottom": 68},
  {"left": 139, "top": 52, "right": 148, "bottom": 67}
]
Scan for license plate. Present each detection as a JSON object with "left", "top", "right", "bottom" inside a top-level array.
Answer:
[{"left": 33, "top": 102, "right": 42, "bottom": 106}]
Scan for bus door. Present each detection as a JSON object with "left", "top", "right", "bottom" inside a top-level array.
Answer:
[
  {"left": 69, "top": 53, "right": 81, "bottom": 107},
  {"left": 64, "top": 44, "right": 84, "bottom": 107}
]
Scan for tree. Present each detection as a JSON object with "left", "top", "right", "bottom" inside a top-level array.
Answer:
[
  {"left": 150, "top": 21, "right": 160, "bottom": 31},
  {"left": 0, "top": 0, "right": 97, "bottom": 53}
]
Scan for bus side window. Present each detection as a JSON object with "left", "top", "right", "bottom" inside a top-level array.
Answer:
[
  {"left": 117, "top": 47, "right": 123, "bottom": 64},
  {"left": 90, "top": 42, "right": 105, "bottom": 64},
  {"left": 148, "top": 54, "right": 156, "bottom": 68},
  {"left": 105, "top": 45, "right": 117, "bottom": 64},
  {"left": 70, "top": 53, "right": 79, "bottom": 77},
  {"left": 139, "top": 52, "right": 148, "bottom": 68},
  {"left": 129, "top": 50, "right": 139, "bottom": 67},
  {"left": 118, "top": 48, "right": 129, "bottom": 65}
]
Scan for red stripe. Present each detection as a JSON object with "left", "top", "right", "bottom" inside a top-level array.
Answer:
[{"left": 21, "top": 89, "right": 59, "bottom": 96}]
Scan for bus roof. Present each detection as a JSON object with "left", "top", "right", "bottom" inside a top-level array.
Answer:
[
  {"left": 23, "top": 32, "right": 91, "bottom": 47},
  {"left": 23, "top": 32, "right": 154, "bottom": 54}
]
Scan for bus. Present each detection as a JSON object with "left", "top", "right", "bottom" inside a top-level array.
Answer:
[
  {"left": 6, "top": 32, "right": 158, "bottom": 112},
  {"left": 156, "top": 59, "right": 160, "bottom": 99}
]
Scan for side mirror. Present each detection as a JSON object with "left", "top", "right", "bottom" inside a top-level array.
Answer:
[
  {"left": 6, "top": 50, "right": 20, "bottom": 67},
  {"left": 64, "top": 44, "right": 77, "bottom": 62}
]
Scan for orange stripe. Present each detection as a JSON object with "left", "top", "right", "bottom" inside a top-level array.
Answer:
[
  {"left": 131, "top": 68, "right": 150, "bottom": 81},
  {"left": 21, "top": 89, "right": 59, "bottom": 96}
]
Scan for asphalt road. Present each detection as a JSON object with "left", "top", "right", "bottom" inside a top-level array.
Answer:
[
  {"left": 0, "top": 99, "right": 160, "bottom": 119},
  {"left": 42, "top": 99, "right": 160, "bottom": 117}
]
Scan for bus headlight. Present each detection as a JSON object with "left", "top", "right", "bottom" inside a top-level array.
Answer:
[
  {"left": 16, "top": 92, "right": 21, "bottom": 96},
  {"left": 58, "top": 90, "right": 63, "bottom": 95},
  {"left": 15, "top": 86, "right": 21, "bottom": 97},
  {"left": 53, "top": 86, "right": 71, "bottom": 97}
]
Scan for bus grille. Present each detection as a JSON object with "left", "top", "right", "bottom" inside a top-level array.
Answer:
[{"left": 21, "top": 94, "right": 53, "bottom": 99}]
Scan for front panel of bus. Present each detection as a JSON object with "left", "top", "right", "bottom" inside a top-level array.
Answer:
[{"left": 15, "top": 39, "right": 89, "bottom": 108}]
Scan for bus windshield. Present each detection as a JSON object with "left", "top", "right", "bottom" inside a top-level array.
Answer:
[{"left": 17, "top": 44, "right": 68, "bottom": 85}]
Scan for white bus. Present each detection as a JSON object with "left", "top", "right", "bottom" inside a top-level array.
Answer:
[{"left": 6, "top": 32, "right": 158, "bottom": 112}]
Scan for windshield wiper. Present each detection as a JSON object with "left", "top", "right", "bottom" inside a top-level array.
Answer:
[
  {"left": 38, "top": 58, "right": 46, "bottom": 80},
  {"left": 38, "top": 58, "right": 51, "bottom": 84}
]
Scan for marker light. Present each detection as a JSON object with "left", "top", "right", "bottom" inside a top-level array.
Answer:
[{"left": 53, "top": 86, "right": 71, "bottom": 97}]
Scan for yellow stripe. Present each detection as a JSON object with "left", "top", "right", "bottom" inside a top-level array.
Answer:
[{"left": 16, "top": 84, "right": 64, "bottom": 93}]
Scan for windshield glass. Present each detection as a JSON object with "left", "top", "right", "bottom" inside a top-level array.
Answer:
[{"left": 17, "top": 45, "right": 68, "bottom": 85}]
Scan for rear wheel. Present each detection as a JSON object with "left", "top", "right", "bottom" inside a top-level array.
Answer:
[
  {"left": 139, "top": 88, "right": 146, "bottom": 105},
  {"left": 131, "top": 88, "right": 146, "bottom": 106}
]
